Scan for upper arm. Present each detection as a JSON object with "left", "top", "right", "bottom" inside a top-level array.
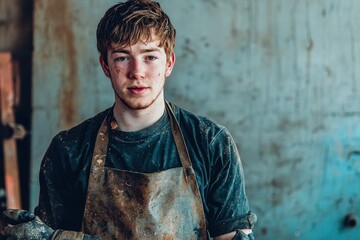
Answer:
[
  {"left": 36, "top": 135, "right": 79, "bottom": 230},
  {"left": 36, "top": 137, "right": 65, "bottom": 228},
  {"left": 206, "top": 128, "right": 253, "bottom": 236},
  {"left": 177, "top": 110, "right": 256, "bottom": 237}
]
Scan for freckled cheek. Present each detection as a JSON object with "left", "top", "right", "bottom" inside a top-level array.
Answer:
[
  {"left": 110, "top": 66, "right": 126, "bottom": 77},
  {"left": 149, "top": 66, "right": 165, "bottom": 77},
  {"left": 109, "top": 68, "right": 127, "bottom": 86},
  {"left": 115, "top": 67, "right": 123, "bottom": 75},
  {"left": 153, "top": 72, "right": 166, "bottom": 79}
]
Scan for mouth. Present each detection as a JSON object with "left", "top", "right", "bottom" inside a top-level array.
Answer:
[{"left": 128, "top": 86, "right": 149, "bottom": 95}]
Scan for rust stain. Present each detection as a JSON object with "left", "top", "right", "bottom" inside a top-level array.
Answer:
[
  {"left": 45, "top": 0, "right": 78, "bottom": 128},
  {"left": 306, "top": 39, "right": 313, "bottom": 52},
  {"left": 261, "top": 227, "right": 268, "bottom": 236},
  {"left": 270, "top": 142, "right": 281, "bottom": 157},
  {"left": 270, "top": 178, "right": 284, "bottom": 189}
]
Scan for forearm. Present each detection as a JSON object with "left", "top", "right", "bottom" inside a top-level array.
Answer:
[
  {"left": 232, "top": 230, "right": 255, "bottom": 240},
  {"left": 214, "top": 229, "right": 254, "bottom": 240}
]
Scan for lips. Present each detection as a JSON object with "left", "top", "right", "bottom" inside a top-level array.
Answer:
[{"left": 128, "top": 86, "right": 149, "bottom": 95}]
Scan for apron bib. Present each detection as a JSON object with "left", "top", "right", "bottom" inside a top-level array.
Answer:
[{"left": 81, "top": 102, "right": 207, "bottom": 239}]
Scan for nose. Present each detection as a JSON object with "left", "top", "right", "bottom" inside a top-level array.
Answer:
[{"left": 128, "top": 59, "right": 145, "bottom": 80}]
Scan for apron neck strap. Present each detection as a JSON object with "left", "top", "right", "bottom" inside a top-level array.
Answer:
[
  {"left": 92, "top": 102, "right": 195, "bottom": 177},
  {"left": 165, "top": 101, "right": 196, "bottom": 177}
]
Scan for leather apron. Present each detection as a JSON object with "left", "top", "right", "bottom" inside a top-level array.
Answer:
[{"left": 81, "top": 102, "right": 207, "bottom": 239}]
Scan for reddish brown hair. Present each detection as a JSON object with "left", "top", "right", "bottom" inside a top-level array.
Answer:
[{"left": 97, "top": 0, "right": 176, "bottom": 63}]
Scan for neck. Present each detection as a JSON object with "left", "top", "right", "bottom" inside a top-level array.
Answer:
[{"left": 113, "top": 98, "right": 166, "bottom": 132}]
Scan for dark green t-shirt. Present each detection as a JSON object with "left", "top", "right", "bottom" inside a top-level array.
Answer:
[{"left": 36, "top": 102, "right": 251, "bottom": 237}]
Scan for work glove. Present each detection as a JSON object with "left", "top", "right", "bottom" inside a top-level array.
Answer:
[
  {"left": 0, "top": 209, "right": 99, "bottom": 240},
  {"left": 232, "top": 230, "right": 255, "bottom": 240},
  {"left": 0, "top": 209, "right": 53, "bottom": 239},
  {"left": 231, "top": 211, "right": 257, "bottom": 240}
]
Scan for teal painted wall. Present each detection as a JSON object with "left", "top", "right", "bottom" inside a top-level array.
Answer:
[{"left": 31, "top": 1, "right": 360, "bottom": 239}]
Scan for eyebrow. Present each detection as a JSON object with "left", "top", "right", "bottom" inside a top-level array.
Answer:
[{"left": 111, "top": 48, "right": 161, "bottom": 55}]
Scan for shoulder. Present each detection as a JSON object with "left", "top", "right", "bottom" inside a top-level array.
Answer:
[
  {"left": 47, "top": 108, "right": 110, "bottom": 163},
  {"left": 53, "top": 108, "right": 109, "bottom": 144},
  {"left": 168, "top": 102, "right": 240, "bottom": 168},
  {"left": 169, "top": 102, "right": 228, "bottom": 145},
  {"left": 41, "top": 108, "right": 111, "bottom": 174}
]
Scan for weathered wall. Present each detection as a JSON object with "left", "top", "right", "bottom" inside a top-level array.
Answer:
[
  {"left": 31, "top": 0, "right": 360, "bottom": 239},
  {"left": 0, "top": 0, "right": 32, "bottom": 51},
  {"left": 0, "top": 0, "right": 33, "bottom": 209}
]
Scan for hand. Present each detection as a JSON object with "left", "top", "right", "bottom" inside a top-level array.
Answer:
[
  {"left": 0, "top": 209, "right": 54, "bottom": 240},
  {"left": 231, "top": 230, "right": 255, "bottom": 240},
  {"left": 2, "top": 209, "right": 35, "bottom": 225}
]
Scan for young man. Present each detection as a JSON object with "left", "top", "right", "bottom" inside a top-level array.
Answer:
[{"left": 1, "top": 0, "right": 256, "bottom": 239}]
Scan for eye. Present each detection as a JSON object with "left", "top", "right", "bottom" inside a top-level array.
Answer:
[
  {"left": 115, "top": 56, "right": 130, "bottom": 62},
  {"left": 146, "top": 56, "right": 157, "bottom": 61}
]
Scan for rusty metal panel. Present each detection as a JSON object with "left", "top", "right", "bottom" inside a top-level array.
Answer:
[
  {"left": 31, "top": 0, "right": 115, "bottom": 209},
  {"left": 31, "top": 0, "right": 360, "bottom": 239}
]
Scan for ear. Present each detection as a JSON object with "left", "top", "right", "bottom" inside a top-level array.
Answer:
[
  {"left": 99, "top": 55, "right": 111, "bottom": 78},
  {"left": 165, "top": 52, "right": 176, "bottom": 77}
]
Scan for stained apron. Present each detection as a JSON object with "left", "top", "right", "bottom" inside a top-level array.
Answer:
[{"left": 81, "top": 102, "right": 207, "bottom": 239}]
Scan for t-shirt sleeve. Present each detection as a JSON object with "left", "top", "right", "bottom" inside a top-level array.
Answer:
[
  {"left": 35, "top": 136, "right": 65, "bottom": 228},
  {"left": 35, "top": 134, "right": 78, "bottom": 230},
  {"left": 206, "top": 127, "right": 251, "bottom": 237}
]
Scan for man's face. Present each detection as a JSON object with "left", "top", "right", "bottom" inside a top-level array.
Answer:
[{"left": 100, "top": 39, "right": 175, "bottom": 111}]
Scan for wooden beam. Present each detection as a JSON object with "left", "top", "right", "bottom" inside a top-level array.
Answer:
[{"left": 0, "top": 52, "right": 21, "bottom": 209}]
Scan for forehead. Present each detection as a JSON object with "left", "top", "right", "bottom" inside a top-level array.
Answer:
[{"left": 109, "top": 38, "right": 165, "bottom": 53}]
